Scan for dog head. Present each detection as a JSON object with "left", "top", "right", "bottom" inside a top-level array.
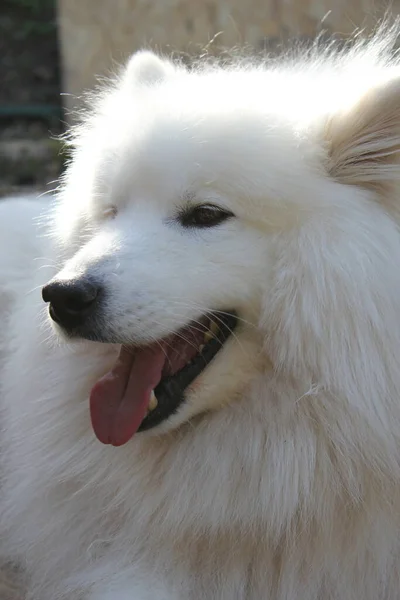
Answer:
[{"left": 43, "top": 42, "right": 400, "bottom": 446}]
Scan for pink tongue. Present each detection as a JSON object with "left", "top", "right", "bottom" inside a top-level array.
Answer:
[{"left": 90, "top": 345, "right": 165, "bottom": 446}]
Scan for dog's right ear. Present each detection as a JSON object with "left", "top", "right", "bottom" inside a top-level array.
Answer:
[
  {"left": 123, "top": 51, "right": 175, "bottom": 86},
  {"left": 324, "top": 75, "right": 400, "bottom": 191}
]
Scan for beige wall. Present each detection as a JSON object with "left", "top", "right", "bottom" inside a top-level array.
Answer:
[{"left": 57, "top": 0, "right": 400, "bottom": 113}]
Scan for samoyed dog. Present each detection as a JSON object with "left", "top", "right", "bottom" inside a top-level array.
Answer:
[{"left": 2, "top": 27, "right": 400, "bottom": 600}]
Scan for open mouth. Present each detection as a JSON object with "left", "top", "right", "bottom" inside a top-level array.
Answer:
[{"left": 89, "top": 311, "right": 238, "bottom": 446}]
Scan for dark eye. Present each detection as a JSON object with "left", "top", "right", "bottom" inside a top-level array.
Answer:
[{"left": 178, "top": 204, "right": 234, "bottom": 228}]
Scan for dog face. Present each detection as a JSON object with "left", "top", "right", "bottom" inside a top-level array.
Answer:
[
  {"left": 50, "top": 53, "right": 322, "bottom": 343},
  {"left": 43, "top": 49, "right": 400, "bottom": 443}
]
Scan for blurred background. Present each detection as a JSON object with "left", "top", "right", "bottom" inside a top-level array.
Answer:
[{"left": 0, "top": 0, "right": 399, "bottom": 201}]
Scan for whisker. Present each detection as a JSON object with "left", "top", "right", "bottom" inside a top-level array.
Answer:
[
  {"left": 155, "top": 308, "right": 255, "bottom": 366},
  {"left": 25, "top": 284, "right": 46, "bottom": 296},
  {"left": 37, "top": 188, "right": 57, "bottom": 199},
  {"left": 166, "top": 298, "right": 257, "bottom": 330},
  {"left": 141, "top": 316, "right": 204, "bottom": 357},
  {"left": 33, "top": 256, "right": 58, "bottom": 265}
]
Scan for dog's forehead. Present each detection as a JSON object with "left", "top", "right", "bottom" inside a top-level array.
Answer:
[{"left": 93, "top": 95, "right": 311, "bottom": 215}]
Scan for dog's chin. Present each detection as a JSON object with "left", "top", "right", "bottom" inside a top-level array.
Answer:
[{"left": 52, "top": 310, "right": 239, "bottom": 444}]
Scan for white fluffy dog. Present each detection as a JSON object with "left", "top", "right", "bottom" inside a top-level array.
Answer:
[{"left": 2, "top": 27, "right": 400, "bottom": 600}]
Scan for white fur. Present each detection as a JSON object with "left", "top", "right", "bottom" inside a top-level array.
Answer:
[
  {"left": 0, "top": 196, "right": 48, "bottom": 364},
  {"left": 2, "top": 27, "right": 400, "bottom": 599}
]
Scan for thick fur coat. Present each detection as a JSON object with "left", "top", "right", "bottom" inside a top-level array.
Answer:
[{"left": 2, "top": 27, "right": 400, "bottom": 600}]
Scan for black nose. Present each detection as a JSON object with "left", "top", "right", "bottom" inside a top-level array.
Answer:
[{"left": 42, "top": 278, "right": 100, "bottom": 329}]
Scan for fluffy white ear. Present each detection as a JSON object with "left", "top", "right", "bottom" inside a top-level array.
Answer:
[
  {"left": 325, "top": 76, "right": 400, "bottom": 189},
  {"left": 123, "top": 50, "right": 174, "bottom": 85}
]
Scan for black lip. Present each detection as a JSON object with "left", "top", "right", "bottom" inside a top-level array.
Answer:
[{"left": 138, "top": 311, "right": 238, "bottom": 432}]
